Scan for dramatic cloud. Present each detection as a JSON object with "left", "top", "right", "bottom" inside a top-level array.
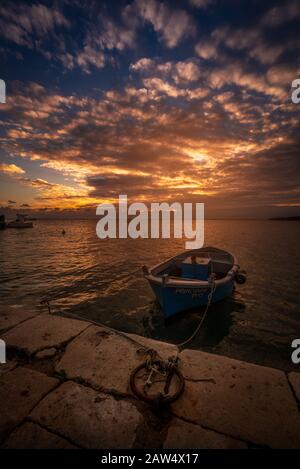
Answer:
[
  {"left": 136, "top": 0, "right": 195, "bottom": 47},
  {"left": 189, "top": 0, "right": 214, "bottom": 8},
  {"left": 0, "top": 1, "right": 299, "bottom": 216},
  {"left": 0, "top": 163, "right": 25, "bottom": 174},
  {"left": 76, "top": 43, "right": 106, "bottom": 73},
  {"left": 195, "top": 40, "right": 218, "bottom": 60},
  {"left": 0, "top": 3, "right": 69, "bottom": 47},
  {"left": 261, "top": 1, "right": 300, "bottom": 27},
  {"left": 175, "top": 61, "right": 200, "bottom": 82}
]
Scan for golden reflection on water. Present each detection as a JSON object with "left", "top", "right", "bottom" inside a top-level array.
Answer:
[{"left": 1, "top": 219, "right": 300, "bottom": 370}]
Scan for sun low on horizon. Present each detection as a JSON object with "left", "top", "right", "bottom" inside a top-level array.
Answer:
[{"left": 0, "top": 0, "right": 300, "bottom": 219}]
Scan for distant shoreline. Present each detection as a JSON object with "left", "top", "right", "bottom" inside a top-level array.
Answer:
[
  {"left": 269, "top": 216, "right": 300, "bottom": 221},
  {"left": 2, "top": 216, "right": 300, "bottom": 221}
]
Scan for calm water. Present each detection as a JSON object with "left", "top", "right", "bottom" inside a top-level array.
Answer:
[{"left": 1, "top": 219, "right": 300, "bottom": 371}]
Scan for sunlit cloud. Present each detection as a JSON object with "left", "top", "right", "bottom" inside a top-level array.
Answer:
[
  {"left": 136, "top": 0, "right": 195, "bottom": 48},
  {"left": 0, "top": 0, "right": 299, "bottom": 216},
  {"left": 0, "top": 3, "right": 69, "bottom": 47},
  {"left": 0, "top": 163, "right": 25, "bottom": 174}
]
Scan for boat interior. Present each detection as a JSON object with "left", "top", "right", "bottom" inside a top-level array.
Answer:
[{"left": 152, "top": 247, "right": 235, "bottom": 281}]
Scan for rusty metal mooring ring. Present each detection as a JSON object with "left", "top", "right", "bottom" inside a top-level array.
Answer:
[{"left": 130, "top": 360, "right": 185, "bottom": 405}]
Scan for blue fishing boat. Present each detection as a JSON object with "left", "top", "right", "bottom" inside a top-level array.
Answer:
[{"left": 143, "top": 247, "right": 246, "bottom": 319}]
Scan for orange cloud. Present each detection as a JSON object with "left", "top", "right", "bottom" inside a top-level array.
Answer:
[{"left": 0, "top": 163, "right": 25, "bottom": 174}]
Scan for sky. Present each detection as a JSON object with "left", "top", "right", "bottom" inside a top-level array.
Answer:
[{"left": 0, "top": 0, "right": 299, "bottom": 218}]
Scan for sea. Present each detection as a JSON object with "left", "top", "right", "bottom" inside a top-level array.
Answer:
[{"left": 1, "top": 219, "right": 300, "bottom": 371}]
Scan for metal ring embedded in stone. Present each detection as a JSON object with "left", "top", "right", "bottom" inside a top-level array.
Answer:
[{"left": 130, "top": 360, "right": 185, "bottom": 405}]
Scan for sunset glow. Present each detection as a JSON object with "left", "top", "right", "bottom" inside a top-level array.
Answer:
[{"left": 0, "top": 0, "right": 299, "bottom": 218}]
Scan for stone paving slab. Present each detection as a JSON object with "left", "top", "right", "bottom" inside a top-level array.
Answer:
[
  {"left": 56, "top": 326, "right": 176, "bottom": 395},
  {"left": 0, "top": 367, "right": 58, "bottom": 444},
  {"left": 30, "top": 381, "right": 142, "bottom": 449},
  {"left": 35, "top": 347, "right": 57, "bottom": 359},
  {"left": 1, "top": 310, "right": 299, "bottom": 449},
  {"left": 172, "top": 349, "right": 300, "bottom": 448},
  {"left": 2, "top": 422, "right": 77, "bottom": 449},
  {"left": 2, "top": 314, "right": 90, "bottom": 355},
  {"left": 127, "top": 332, "right": 178, "bottom": 357},
  {"left": 0, "top": 305, "right": 39, "bottom": 333},
  {"left": 0, "top": 360, "right": 17, "bottom": 377},
  {"left": 288, "top": 372, "right": 300, "bottom": 402},
  {"left": 164, "top": 418, "right": 247, "bottom": 449}
]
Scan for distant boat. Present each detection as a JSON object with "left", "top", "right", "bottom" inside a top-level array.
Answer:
[
  {"left": 6, "top": 214, "right": 33, "bottom": 229},
  {"left": 143, "top": 246, "right": 246, "bottom": 319}
]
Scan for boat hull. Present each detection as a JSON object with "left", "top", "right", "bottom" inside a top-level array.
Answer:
[
  {"left": 150, "top": 279, "right": 234, "bottom": 318},
  {"left": 6, "top": 222, "right": 33, "bottom": 228},
  {"left": 144, "top": 246, "right": 240, "bottom": 319}
]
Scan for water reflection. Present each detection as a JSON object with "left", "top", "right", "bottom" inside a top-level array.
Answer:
[
  {"left": 1, "top": 219, "right": 300, "bottom": 370},
  {"left": 142, "top": 290, "right": 245, "bottom": 347}
]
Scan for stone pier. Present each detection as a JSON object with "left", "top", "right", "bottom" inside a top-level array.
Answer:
[{"left": 0, "top": 305, "right": 299, "bottom": 449}]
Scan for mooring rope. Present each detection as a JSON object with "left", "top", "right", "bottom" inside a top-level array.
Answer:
[
  {"left": 40, "top": 298, "right": 153, "bottom": 353},
  {"left": 174, "top": 253, "right": 216, "bottom": 352},
  {"left": 41, "top": 253, "right": 217, "bottom": 355},
  {"left": 41, "top": 274, "right": 215, "bottom": 357},
  {"left": 175, "top": 275, "right": 216, "bottom": 352},
  {"left": 40, "top": 261, "right": 216, "bottom": 406}
]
